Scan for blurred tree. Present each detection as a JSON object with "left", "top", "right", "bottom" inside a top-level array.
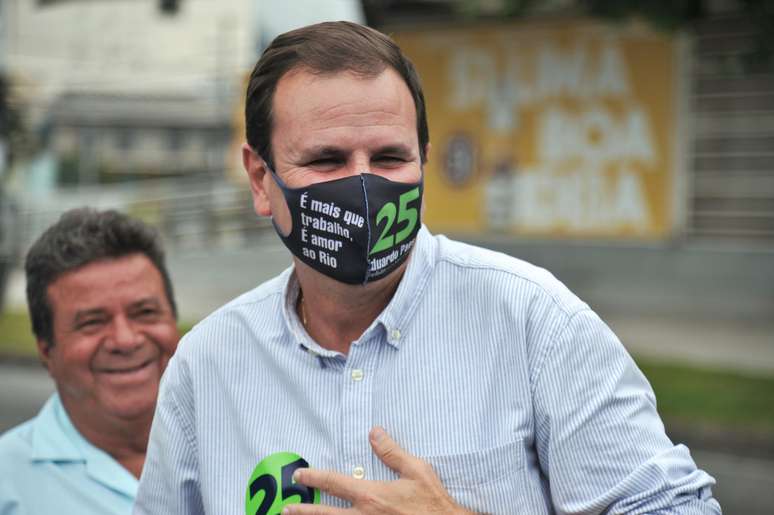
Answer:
[
  {"left": 578, "top": 0, "right": 706, "bottom": 30},
  {"left": 739, "top": 0, "right": 774, "bottom": 68},
  {"left": 0, "top": 74, "right": 26, "bottom": 312},
  {"left": 159, "top": 0, "right": 181, "bottom": 15},
  {"left": 0, "top": 75, "right": 27, "bottom": 173}
]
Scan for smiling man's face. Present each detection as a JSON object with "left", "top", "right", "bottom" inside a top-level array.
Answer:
[{"left": 39, "top": 253, "right": 179, "bottom": 426}]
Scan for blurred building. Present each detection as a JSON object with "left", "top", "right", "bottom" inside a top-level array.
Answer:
[
  {"left": 3, "top": 0, "right": 253, "bottom": 103},
  {"left": 47, "top": 92, "right": 230, "bottom": 183},
  {"left": 1, "top": 0, "right": 365, "bottom": 189},
  {"left": 362, "top": 0, "right": 774, "bottom": 323},
  {"left": 0, "top": 0, "right": 364, "bottom": 253},
  {"left": 2, "top": 0, "right": 254, "bottom": 190},
  {"left": 0, "top": 0, "right": 770, "bottom": 324},
  {"left": 688, "top": 13, "right": 774, "bottom": 242}
]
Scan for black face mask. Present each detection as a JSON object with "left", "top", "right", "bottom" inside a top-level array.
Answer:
[{"left": 268, "top": 166, "right": 424, "bottom": 285}]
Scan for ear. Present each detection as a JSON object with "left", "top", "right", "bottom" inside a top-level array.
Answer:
[
  {"left": 242, "top": 143, "right": 273, "bottom": 217},
  {"left": 36, "top": 339, "right": 52, "bottom": 370},
  {"left": 423, "top": 142, "right": 432, "bottom": 164}
]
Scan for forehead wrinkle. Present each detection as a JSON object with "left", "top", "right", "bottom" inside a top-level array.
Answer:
[
  {"left": 296, "top": 83, "right": 413, "bottom": 125},
  {"left": 305, "top": 121, "right": 415, "bottom": 138},
  {"left": 309, "top": 98, "right": 407, "bottom": 121},
  {"left": 47, "top": 254, "right": 166, "bottom": 318},
  {"left": 271, "top": 68, "right": 419, "bottom": 165}
]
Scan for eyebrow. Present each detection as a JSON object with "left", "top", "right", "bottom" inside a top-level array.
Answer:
[
  {"left": 298, "top": 144, "right": 416, "bottom": 161},
  {"left": 373, "top": 145, "right": 414, "bottom": 157},
  {"left": 298, "top": 146, "right": 346, "bottom": 161}
]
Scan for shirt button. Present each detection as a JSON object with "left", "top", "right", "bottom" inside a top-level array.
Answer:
[
  {"left": 352, "top": 466, "right": 365, "bottom": 479},
  {"left": 390, "top": 329, "right": 401, "bottom": 341},
  {"left": 351, "top": 369, "right": 364, "bottom": 382}
]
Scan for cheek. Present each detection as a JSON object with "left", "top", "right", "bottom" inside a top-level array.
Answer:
[
  {"left": 149, "top": 325, "right": 181, "bottom": 359},
  {"left": 48, "top": 341, "right": 99, "bottom": 384},
  {"left": 375, "top": 165, "right": 422, "bottom": 184},
  {"left": 402, "top": 165, "right": 423, "bottom": 183}
]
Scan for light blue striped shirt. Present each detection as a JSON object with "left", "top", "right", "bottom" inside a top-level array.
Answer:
[{"left": 135, "top": 227, "right": 720, "bottom": 514}]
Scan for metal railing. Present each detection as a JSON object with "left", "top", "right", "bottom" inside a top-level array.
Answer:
[{"left": 11, "top": 176, "right": 273, "bottom": 261}]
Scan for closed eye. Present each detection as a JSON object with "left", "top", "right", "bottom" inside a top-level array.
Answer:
[
  {"left": 308, "top": 158, "right": 343, "bottom": 166},
  {"left": 305, "top": 157, "right": 346, "bottom": 171},
  {"left": 371, "top": 155, "right": 409, "bottom": 168},
  {"left": 76, "top": 318, "right": 107, "bottom": 333},
  {"left": 133, "top": 308, "right": 161, "bottom": 321},
  {"left": 127, "top": 298, "right": 165, "bottom": 322}
]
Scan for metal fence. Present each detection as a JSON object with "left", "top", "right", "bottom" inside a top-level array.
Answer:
[
  {"left": 689, "top": 14, "right": 774, "bottom": 242},
  {"left": 11, "top": 176, "right": 273, "bottom": 262}
]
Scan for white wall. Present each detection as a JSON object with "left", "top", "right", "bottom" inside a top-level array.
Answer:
[
  {"left": 255, "top": 0, "right": 364, "bottom": 45},
  {"left": 4, "top": 0, "right": 253, "bottom": 118}
]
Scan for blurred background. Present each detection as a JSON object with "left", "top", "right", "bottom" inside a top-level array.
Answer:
[{"left": 0, "top": 0, "right": 772, "bottom": 512}]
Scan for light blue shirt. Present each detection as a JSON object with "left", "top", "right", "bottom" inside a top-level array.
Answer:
[
  {"left": 0, "top": 393, "right": 137, "bottom": 515},
  {"left": 135, "top": 227, "right": 720, "bottom": 514}
]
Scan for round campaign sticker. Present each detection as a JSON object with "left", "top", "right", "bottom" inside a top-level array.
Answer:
[{"left": 245, "top": 452, "right": 320, "bottom": 515}]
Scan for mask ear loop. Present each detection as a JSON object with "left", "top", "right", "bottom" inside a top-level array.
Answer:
[
  {"left": 260, "top": 158, "right": 296, "bottom": 238},
  {"left": 360, "top": 174, "right": 373, "bottom": 285},
  {"left": 262, "top": 159, "right": 291, "bottom": 190}
]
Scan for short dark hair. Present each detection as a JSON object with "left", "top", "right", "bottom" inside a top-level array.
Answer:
[
  {"left": 25, "top": 208, "right": 177, "bottom": 347},
  {"left": 245, "top": 21, "right": 429, "bottom": 170}
]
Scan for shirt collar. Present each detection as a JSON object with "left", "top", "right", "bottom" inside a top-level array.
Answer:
[
  {"left": 30, "top": 392, "right": 138, "bottom": 498},
  {"left": 374, "top": 225, "right": 436, "bottom": 348},
  {"left": 282, "top": 225, "right": 436, "bottom": 354},
  {"left": 282, "top": 274, "right": 343, "bottom": 359},
  {"left": 30, "top": 393, "right": 81, "bottom": 462}
]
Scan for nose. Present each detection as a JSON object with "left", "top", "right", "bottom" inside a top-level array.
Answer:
[
  {"left": 351, "top": 152, "right": 371, "bottom": 174},
  {"left": 104, "top": 315, "right": 143, "bottom": 353}
]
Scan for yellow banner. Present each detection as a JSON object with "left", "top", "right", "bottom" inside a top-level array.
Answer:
[{"left": 394, "top": 20, "right": 678, "bottom": 239}]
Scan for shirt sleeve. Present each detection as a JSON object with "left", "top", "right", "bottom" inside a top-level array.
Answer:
[
  {"left": 532, "top": 308, "right": 722, "bottom": 514},
  {"left": 133, "top": 354, "right": 204, "bottom": 515}
]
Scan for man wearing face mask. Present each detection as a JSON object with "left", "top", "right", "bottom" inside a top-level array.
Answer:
[{"left": 135, "top": 22, "right": 720, "bottom": 515}]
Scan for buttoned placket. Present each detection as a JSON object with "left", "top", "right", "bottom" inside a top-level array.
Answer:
[{"left": 338, "top": 329, "right": 385, "bottom": 483}]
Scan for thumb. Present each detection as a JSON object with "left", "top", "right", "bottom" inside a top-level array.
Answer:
[{"left": 369, "top": 426, "right": 414, "bottom": 476}]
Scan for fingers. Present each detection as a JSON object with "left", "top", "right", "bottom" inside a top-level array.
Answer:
[
  {"left": 293, "top": 468, "right": 361, "bottom": 502},
  {"left": 369, "top": 426, "right": 415, "bottom": 476},
  {"left": 282, "top": 503, "right": 350, "bottom": 515}
]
